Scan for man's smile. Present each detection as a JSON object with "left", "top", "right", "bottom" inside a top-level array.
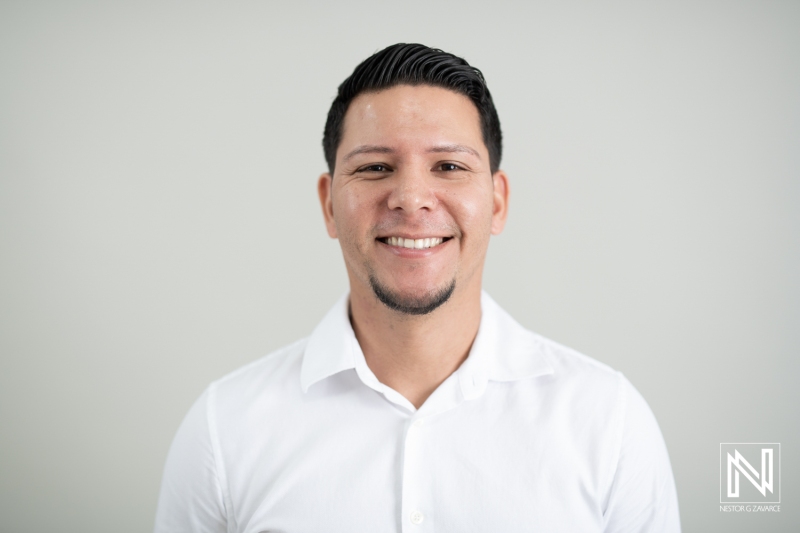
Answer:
[{"left": 376, "top": 236, "right": 453, "bottom": 249}]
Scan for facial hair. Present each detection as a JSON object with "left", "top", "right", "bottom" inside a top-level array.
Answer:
[{"left": 369, "top": 275, "right": 456, "bottom": 316}]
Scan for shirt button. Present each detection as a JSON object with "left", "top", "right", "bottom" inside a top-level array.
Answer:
[
  {"left": 413, "top": 419, "right": 424, "bottom": 428},
  {"left": 410, "top": 510, "right": 424, "bottom": 525}
]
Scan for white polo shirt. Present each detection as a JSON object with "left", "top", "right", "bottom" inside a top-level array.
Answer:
[{"left": 155, "top": 292, "right": 680, "bottom": 532}]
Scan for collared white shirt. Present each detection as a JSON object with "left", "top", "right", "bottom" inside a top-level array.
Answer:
[{"left": 155, "top": 292, "right": 680, "bottom": 532}]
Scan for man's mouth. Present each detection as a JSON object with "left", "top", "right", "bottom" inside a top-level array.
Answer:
[{"left": 377, "top": 236, "right": 452, "bottom": 249}]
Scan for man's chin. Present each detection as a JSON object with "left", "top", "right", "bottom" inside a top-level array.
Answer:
[{"left": 369, "top": 276, "right": 456, "bottom": 316}]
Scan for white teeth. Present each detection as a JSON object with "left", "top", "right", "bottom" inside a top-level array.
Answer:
[{"left": 384, "top": 237, "right": 445, "bottom": 249}]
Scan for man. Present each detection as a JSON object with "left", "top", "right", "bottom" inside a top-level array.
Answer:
[{"left": 155, "top": 43, "right": 680, "bottom": 532}]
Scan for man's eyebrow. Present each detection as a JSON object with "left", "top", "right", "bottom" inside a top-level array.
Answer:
[
  {"left": 342, "top": 145, "right": 395, "bottom": 162},
  {"left": 427, "top": 144, "right": 481, "bottom": 159}
]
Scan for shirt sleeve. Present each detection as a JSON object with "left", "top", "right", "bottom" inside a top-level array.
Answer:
[
  {"left": 154, "top": 387, "right": 229, "bottom": 533},
  {"left": 602, "top": 376, "right": 681, "bottom": 533}
]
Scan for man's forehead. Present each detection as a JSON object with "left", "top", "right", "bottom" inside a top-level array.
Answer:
[
  {"left": 346, "top": 85, "right": 479, "bottom": 122},
  {"left": 338, "top": 85, "right": 485, "bottom": 156}
]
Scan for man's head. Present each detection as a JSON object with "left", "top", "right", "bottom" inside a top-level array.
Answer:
[{"left": 318, "top": 44, "right": 508, "bottom": 316}]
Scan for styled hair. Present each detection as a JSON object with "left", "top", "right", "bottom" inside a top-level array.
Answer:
[{"left": 322, "top": 43, "right": 502, "bottom": 174}]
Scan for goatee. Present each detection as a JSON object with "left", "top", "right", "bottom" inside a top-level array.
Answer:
[{"left": 369, "top": 276, "right": 456, "bottom": 316}]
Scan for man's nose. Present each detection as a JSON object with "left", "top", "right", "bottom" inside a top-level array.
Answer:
[{"left": 386, "top": 166, "right": 437, "bottom": 213}]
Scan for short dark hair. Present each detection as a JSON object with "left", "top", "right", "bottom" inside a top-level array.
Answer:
[{"left": 322, "top": 43, "right": 502, "bottom": 174}]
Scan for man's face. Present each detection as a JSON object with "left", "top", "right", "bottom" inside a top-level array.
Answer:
[{"left": 318, "top": 84, "right": 508, "bottom": 314}]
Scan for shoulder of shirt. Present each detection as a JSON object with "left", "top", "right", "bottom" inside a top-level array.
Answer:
[
  {"left": 524, "top": 328, "right": 628, "bottom": 394},
  {"left": 534, "top": 331, "right": 617, "bottom": 372},
  {"left": 482, "top": 292, "right": 625, "bottom": 392},
  {"left": 524, "top": 329, "right": 634, "bottom": 455},
  {"left": 206, "top": 337, "right": 310, "bottom": 398}
]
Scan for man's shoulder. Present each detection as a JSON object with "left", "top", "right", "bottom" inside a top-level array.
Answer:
[
  {"left": 484, "top": 292, "right": 623, "bottom": 392},
  {"left": 521, "top": 327, "right": 629, "bottom": 405},
  {"left": 520, "top": 327, "right": 654, "bottom": 436},
  {"left": 208, "top": 337, "right": 309, "bottom": 407},
  {"left": 532, "top": 331, "right": 620, "bottom": 381}
]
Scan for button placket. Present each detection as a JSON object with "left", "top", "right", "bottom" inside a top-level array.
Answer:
[{"left": 402, "top": 417, "right": 432, "bottom": 531}]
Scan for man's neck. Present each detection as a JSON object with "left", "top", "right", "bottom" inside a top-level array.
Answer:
[{"left": 348, "top": 283, "right": 482, "bottom": 409}]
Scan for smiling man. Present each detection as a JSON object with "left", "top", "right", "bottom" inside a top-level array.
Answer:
[{"left": 155, "top": 44, "right": 681, "bottom": 532}]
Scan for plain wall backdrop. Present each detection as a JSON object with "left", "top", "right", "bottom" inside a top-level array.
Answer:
[{"left": 1, "top": 1, "right": 798, "bottom": 532}]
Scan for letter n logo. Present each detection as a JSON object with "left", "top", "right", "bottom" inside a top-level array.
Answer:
[{"left": 720, "top": 443, "right": 781, "bottom": 503}]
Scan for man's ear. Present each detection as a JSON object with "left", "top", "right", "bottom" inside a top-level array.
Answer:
[
  {"left": 317, "top": 173, "right": 338, "bottom": 238},
  {"left": 490, "top": 170, "right": 509, "bottom": 235}
]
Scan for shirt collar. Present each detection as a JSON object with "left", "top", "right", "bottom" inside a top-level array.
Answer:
[
  {"left": 300, "top": 291, "right": 555, "bottom": 394},
  {"left": 455, "top": 291, "right": 555, "bottom": 400},
  {"left": 300, "top": 292, "right": 356, "bottom": 393}
]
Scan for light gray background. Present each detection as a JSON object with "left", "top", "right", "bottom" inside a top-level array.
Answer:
[{"left": 1, "top": 1, "right": 798, "bottom": 532}]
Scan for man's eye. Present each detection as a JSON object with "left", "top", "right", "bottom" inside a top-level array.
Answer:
[
  {"left": 358, "top": 164, "right": 390, "bottom": 172},
  {"left": 438, "top": 163, "right": 461, "bottom": 171}
]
